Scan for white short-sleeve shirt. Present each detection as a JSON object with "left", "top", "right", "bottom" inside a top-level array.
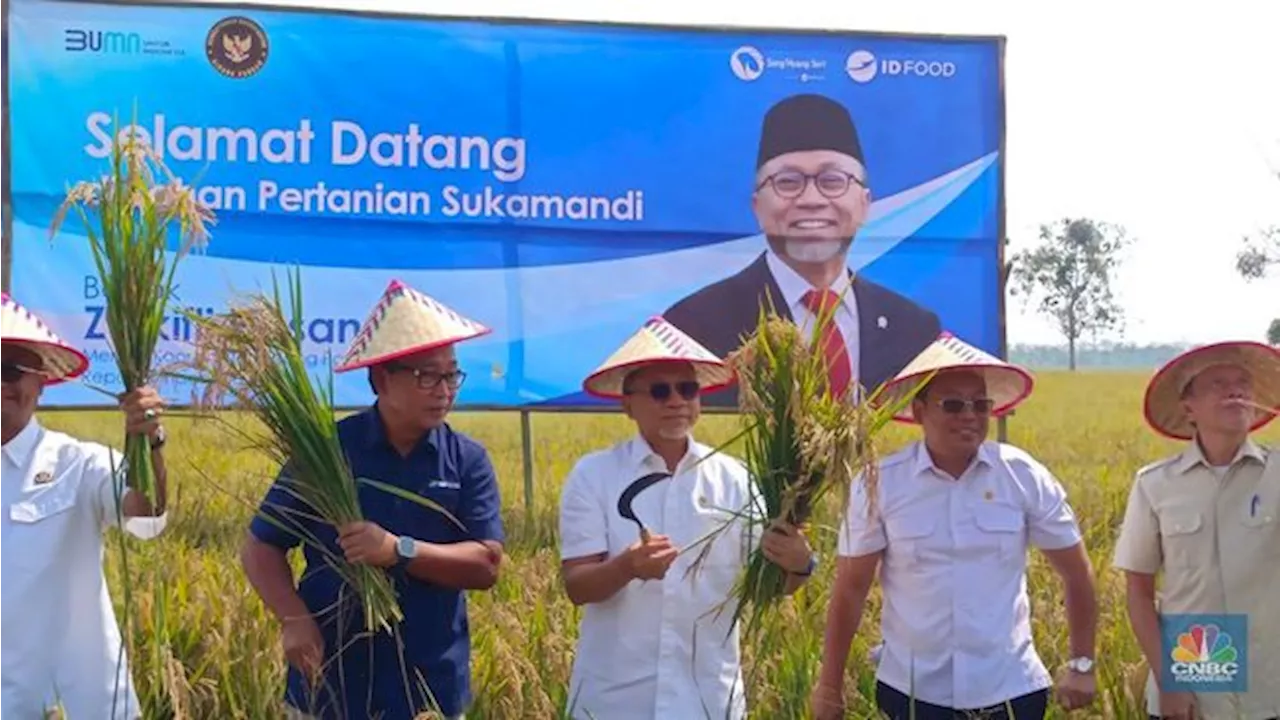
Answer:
[
  {"left": 559, "top": 435, "right": 765, "bottom": 720},
  {"left": 2, "top": 417, "right": 167, "bottom": 720},
  {"left": 838, "top": 440, "right": 1084, "bottom": 710}
]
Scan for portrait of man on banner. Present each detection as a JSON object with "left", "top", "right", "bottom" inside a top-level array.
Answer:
[{"left": 663, "top": 92, "right": 941, "bottom": 408}]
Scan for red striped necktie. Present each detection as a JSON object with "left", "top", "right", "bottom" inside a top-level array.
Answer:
[{"left": 801, "top": 289, "right": 852, "bottom": 399}]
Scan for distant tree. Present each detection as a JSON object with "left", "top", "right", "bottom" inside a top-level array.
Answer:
[
  {"left": 1008, "top": 218, "right": 1131, "bottom": 371},
  {"left": 1268, "top": 318, "right": 1280, "bottom": 346},
  {"left": 1237, "top": 226, "right": 1279, "bottom": 280}
]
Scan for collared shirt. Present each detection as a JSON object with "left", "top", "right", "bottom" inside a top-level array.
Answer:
[
  {"left": 765, "top": 249, "right": 860, "bottom": 381},
  {"left": 558, "top": 435, "right": 764, "bottom": 720},
  {"left": 1112, "top": 439, "right": 1280, "bottom": 720},
  {"left": 249, "top": 406, "right": 505, "bottom": 720},
  {"left": 2, "top": 417, "right": 167, "bottom": 720},
  {"left": 838, "top": 440, "right": 1084, "bottom": 710}
]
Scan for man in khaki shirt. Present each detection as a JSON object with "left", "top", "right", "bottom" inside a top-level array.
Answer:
[{"left": 1114, "top": 340, "right": 1280, "bottom": 720}]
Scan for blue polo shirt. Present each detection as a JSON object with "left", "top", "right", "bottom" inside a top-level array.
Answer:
[{"left": 248, "top": 405, "right": 504, "bottom": 719}]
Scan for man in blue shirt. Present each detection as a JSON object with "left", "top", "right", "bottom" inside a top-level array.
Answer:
[{"left": 241, "top": 280, "right": 504, "bottom": 720}]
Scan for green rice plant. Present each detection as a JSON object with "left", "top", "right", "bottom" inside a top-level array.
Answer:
[
  {"left": 48, "top": 107, "right": 215, "bottom": 507},
  {"left": 178, "top": 269, "right": 413, "bottom": 636},
  {"left": 689, "top": 296, "right": 931, "bottom": 650},
  {"left": 40, "top": 369, "right": 1240, "bottom": 717}
]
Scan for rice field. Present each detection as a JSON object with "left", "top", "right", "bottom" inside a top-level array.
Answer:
[{"left": 37, "top": 370, "right": 1280, "bottom": 719}]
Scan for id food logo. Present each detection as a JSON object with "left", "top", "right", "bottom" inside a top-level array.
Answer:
[
  {"left": 845, "top": 49, "right": 956, "bottom": 83},
  {"left": 1170, "top": 623, "right": 1240, "bottom": 684}
]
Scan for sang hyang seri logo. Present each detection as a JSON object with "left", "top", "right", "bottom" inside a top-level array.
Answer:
[
  {"left": 730, "top": 46, "right": 765, "bottom": 81},
  {"left": 1169, "top": 622, "right": 1242, "bottom": 688},
  {"left": 729, "top": 45, "right": 829, "bottom": 83}
]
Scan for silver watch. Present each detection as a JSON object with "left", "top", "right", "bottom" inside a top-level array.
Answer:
[
  {"left": 1066, "top": 656, "right": 1094, "bottom": 673},
  {"left": 395, "top": 535, "right": 416, "bottom": 564}
]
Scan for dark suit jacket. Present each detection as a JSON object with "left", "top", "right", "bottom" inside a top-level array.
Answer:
[{"left": 662, "top": 252, "right": 941, "bottom": 408}]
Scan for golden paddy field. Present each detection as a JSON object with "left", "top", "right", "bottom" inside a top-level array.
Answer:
[{"left": 37, "top": 370, "right": 1278, "bottom": 719}]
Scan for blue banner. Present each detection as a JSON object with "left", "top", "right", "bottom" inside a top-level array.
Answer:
[{"left": 6, "top": 0, "right": 1005, "bottom": 409}]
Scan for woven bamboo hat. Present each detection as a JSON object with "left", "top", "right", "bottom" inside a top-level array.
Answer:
[
  {"left": 1142, "top": 340, "right": 1280, "bottom": 440},
  {"left": 335, "top": 280, "right": 491, "bottom": 373},
  {"left": 583, "top": 316, "right": 736, "bottom": 399},
  {"left": 878, "top": 332, "right": 1034, "bottom": 423},
  {"left": 1, "top": 293, "right": 90, "bottom": 385}
]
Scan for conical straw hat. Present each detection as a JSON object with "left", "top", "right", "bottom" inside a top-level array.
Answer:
[
  {"left": 1, "top": 293, "right": 90, "bottom": 385},
  {"left": 878, "top": 332, "right": 1034, "bottom": 423},
  {"left": 583, "top": 316, "right": 736, "bottom": 399},
  {"left": 1143, "top": 340, "right": 1280, "bottom": 440},
  {"left": 335, "top": 280, "right": 491, "bottom": 373}
]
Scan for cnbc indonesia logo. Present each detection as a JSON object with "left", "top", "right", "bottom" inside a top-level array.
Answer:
[{"left": 1169, "top": 623, "right": 1241, "bottom": 686}]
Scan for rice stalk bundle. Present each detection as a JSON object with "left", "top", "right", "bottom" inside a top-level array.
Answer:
[
  {"left": 181, "top": 270, "right": 403, "bottom": 635},
  {"left": 48, "top": 109, "right": 215, "bottom": 507},
  {"left": 691, "top": 295, "right": 930, "bottom": 646}
]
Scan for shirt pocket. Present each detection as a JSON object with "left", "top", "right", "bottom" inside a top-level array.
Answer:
[
  {"left": 1160, "top": 511, "right": 1209, "bottom": 568},
  {"left": 971, "top": 502, "right": 1026, "bottom": 562},
  {"left": 685, "top": 499, "right": 745, "bottom": 587},
  {"left": 8, "top": 483, "right": 79, "bottom": 570},
  {"left": 1238, "top": 495, "right": 1279, "bottom": 561},
  {"left": 884, "top": 512, "right": 937, "bottom": 570}
]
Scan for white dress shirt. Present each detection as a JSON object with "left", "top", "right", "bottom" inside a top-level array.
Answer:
[
  {"left": 559, "top": 435, "right": 764, "bottom": 720},
  {"left": 2, "top": 417, "right": 167, "bottom": 720},
  {"left": 838, "top": 440, "right": 1083, "bottom": 710},
  {"left": 765, "top": 249, "right": 860, "bottom": 382}
]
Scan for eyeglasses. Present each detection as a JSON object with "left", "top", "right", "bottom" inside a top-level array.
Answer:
[
  {"left": 1, "top": 362, "right": 41, "bottom": 384},
  {"left": 937, "top": 397, "right": 995, "bottom": 415},
  {"left": 758, "top": 170, "right": 866, "bottom": 200},
  {"left": 390, "top": 365, "right": 467, "bottom": 391},
  {"left": 630, "top": 381, "right": 701, "bottom": 402}
]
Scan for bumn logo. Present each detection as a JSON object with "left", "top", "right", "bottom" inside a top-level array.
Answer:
[{"left": 64, "top": 29, "right": 142, "bottom": 54}]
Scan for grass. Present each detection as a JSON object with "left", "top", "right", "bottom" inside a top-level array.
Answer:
[{"left": 37, "top": 370, "right": 1279, "bottom": 719}]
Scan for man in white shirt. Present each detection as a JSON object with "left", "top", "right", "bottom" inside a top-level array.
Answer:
[
  {"left": 811, "top": 333, "right": 1099, "bottom": 720},
  {"left": 1113, "top": 340, "right": 1280, "bottom": 720},
  {"left": 1, "top": 292, "right": 169, "bottom": 720},
  {"left": 558, "top": 316, "right": 817, "bottom": 720}
]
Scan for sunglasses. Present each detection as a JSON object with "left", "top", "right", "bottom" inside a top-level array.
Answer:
[
  {"left": 1, "top": 362, "right": 41, "bottom": 384},
  {"left": 937, "top": 397, "right": 995, "bottom": 415},
  {"left": 632, "top": 380, "right": 701, "bottom": 402}
]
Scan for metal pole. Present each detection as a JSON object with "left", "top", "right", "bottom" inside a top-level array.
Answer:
[
  {"left": 520, "top": 409, "right": 534, "bottom": 519},
  {"left": 994, "top": 36, "right": 1010, "bottom": 445},
  {"left": 2, "top": 7, "right": 13, "bottom": 295}
]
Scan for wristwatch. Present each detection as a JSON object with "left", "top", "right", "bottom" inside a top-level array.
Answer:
[
  {"left": 394, "top": 535, "right": 416, "bottom": 569},
  {"left": 794, "top": 554, "right": 819, "bottom": 577},
  {"left": 1066, "top": 656, "right": 1094, "bottom": 674}
]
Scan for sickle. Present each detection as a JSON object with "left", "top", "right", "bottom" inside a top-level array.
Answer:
[{"left": 616, "top": 472, "right": 671, "bottom": 543}]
